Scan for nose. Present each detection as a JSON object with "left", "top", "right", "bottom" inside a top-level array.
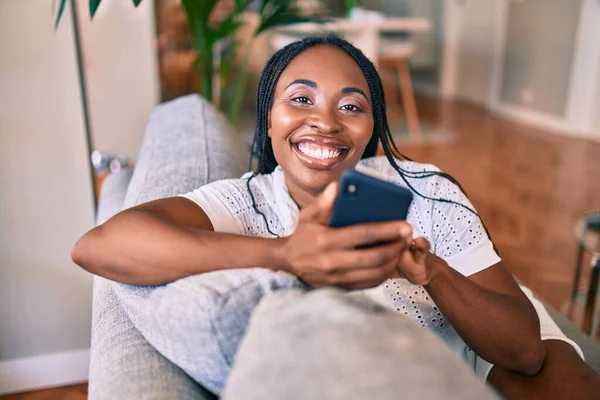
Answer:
[{"left": 306, "top": 106, "right": 342, "bottom": 135}]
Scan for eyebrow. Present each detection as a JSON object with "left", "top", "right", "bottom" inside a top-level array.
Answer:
[
  {"left": 284, "top": 79, "right": 370, "bottom": 104},
  {"left": 285, "top": 79, "right": 317, "bottom": 89},
  {"left": 341, "top": 87, "right": 370, "bottom": 103}
]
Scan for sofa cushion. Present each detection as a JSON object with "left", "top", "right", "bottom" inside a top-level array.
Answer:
[{"left": 113, "top": 269, "right": 306, "bottom": 395}]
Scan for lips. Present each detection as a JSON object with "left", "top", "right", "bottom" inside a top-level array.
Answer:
[
  {"left": 297, "top": 142, "right": 341, "bottom": 159},
  {"left": 291, "top": 137, "right": 349, "bottom": 169}
]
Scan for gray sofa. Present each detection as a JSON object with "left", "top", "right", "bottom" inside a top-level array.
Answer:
[{"left": 89, "top": 94, "right": 600, "bottom": 399}]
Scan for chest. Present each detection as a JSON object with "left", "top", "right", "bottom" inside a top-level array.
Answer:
[{"left": 241, "top": 201, "right": 434, "bottom": 241}]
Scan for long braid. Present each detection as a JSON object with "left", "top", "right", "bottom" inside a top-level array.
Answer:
[{"left": 245, "top": 34, "right": 497, "bottom": 253}]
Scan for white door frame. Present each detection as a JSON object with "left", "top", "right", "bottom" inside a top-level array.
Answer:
[{"left": 488, "top": 0, "right": 600, "bottom": 139}]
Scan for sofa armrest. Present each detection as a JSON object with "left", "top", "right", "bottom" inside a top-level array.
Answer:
[
  {"left": 89, "top": 277, "right": 213, "bottom": 400},
  {"left": 89, "top": 94, "right": 245, "bottom": 399},
  {"left": 96, "top": 168, "right": 133, "bottom": 225}
]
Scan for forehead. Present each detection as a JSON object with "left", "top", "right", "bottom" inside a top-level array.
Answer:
[{"left": 276, "top": 45, "right": 370, "bottom": 96}]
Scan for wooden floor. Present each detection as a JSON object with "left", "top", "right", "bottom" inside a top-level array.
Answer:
[
  {"left": 0, "top": 384, "right": 87, "bottom": 400},
  {"left": 384, "top": 96, "right": 600, "bottom": 313},
  {"left": 4, "top": 97, "right": 599, "bottom": 400}
]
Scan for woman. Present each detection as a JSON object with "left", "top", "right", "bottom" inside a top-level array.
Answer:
[{"left": 73, "top": 36, "right": 599, "bottom": 398}]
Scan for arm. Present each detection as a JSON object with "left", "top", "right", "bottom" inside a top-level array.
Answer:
[
  {"left": 488, "top": 339, "right": 600, "bottom": 398},
  {"left": 71, "top": 197, "right": 282, "bottom": 285},
  {"left": 392, "top": 170, "right": 544, "bottom": 375},
  {"left": 423, "top": 256, "right": 544, "bottom": 376},
  {"left": 72, "top": 184, "right": 412, "bottom": 287}
]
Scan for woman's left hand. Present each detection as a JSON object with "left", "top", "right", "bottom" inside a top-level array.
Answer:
[{"left": 395, "top": 237, "right": 445, "bottom": 286}]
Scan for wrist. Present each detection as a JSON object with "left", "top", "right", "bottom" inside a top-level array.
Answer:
[
  {"left": 269, "top": 236, "right": 292, "bottom": 273},
  {"left": 423, "top": 254, "right": 450, "bottom": 287}
]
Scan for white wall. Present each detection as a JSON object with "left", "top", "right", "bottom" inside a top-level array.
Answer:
[
  {"left": 594, "top": 74, "right": 600, "bottom": 134},
  {"left": 77, "top": 0, "right": 160, "bottom": 160},
  {"left": 0, "top": 0, "right": 95, "bottom": 393},
  {"left": 500, "top": 0, "right": 582, "bottom": 117},
  {"left": 407, "top": 0, "right": 441, "bottom": 69},
  {"left": 592, "top": 45, "right": 600, "bottom": 135},
  {"left": 453, "top": 0, "right": 498, "bottom": 104}
]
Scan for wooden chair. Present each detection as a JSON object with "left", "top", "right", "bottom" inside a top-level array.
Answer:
[{"left": 379, "top": 40, "right": 420, "bottom": 139}]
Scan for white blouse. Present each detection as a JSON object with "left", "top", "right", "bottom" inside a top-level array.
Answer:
[{"left": 182, "top": 156, "right": 583, "bottom": 380}]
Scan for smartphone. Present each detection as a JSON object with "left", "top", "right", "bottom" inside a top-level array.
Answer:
[{"left": 329, "top": 169, "right": 414, "bottom": 228}]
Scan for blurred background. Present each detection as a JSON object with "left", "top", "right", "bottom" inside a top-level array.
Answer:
[{"left": 1, "top": 0, "right": 599, "bottom": 397}]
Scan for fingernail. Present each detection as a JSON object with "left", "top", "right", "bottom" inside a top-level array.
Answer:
[
  {"left": 399, "top": 224, "right": 412, "bottom": 237},
  {"left": 324, "top": 182, "right": 337, "bottom": 198}
]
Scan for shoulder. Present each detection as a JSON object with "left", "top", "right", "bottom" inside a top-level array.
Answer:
[
  {"left": 179, "top": 172, "right": 277, "bottom": 234},
  {"left": 358, "top": 156, "right": 473, "bottom": 204},
  {"left": 187, "top": 171, "right": 276, "bottom": 200},
  {"left": 358, "top": 156, "right": 441, "bottom": 175},
  {"left": 357, "top": 156, "right": 443, "bottom": 197}
]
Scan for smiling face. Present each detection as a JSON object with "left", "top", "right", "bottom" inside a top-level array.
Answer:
[{"left": 268, "top": 45, "right": 375, "bottom": 207}]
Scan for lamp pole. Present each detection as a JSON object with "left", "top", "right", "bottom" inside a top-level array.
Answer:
[{"left": 69, "top": 0, "right": 99, "bottom": 210}]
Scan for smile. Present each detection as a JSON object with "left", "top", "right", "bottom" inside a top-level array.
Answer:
[
  {"left": 297, "top": 142, "right": 341, "bottom": 159},
  {"left": 291, "top": 138, "right": 349, "bottom": 169}
]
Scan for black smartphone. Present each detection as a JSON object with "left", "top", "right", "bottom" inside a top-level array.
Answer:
[{"left": 329, "top": 169, "right": 414, "bottom": 228}]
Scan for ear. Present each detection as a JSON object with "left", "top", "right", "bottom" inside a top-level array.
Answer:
[{"left": 267, "top": 111, "right": 272, "bottom": 138}]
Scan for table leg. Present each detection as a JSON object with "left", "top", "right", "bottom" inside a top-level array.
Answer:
[
  {"left": 583, "top": 255, "right": 600, "bottom": 335},
  {"left": 571, "top": 245, "right": 585, "bottom": 301},
  {"left": 396, "top": 59, "right": 421, "bottom": 139}
]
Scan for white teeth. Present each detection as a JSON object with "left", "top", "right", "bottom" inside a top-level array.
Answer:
[{"left": 297, "top": 142, "right": 341, "bottom": 160}]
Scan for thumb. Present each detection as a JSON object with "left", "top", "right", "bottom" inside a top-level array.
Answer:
[
  {"left": 303, "top": 181, "right": 338, "bottom": 224},
  {"left": 320, "top": 181, "right": 338, "bottom": 207},
  {"left": 412, "top": 238, "right": 431, "bottom": 264}
]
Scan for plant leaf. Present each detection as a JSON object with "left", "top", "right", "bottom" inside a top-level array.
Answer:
[
  {"left": 256, "top": 2, "right": 326, "bottom": 36},
  {"left": 213, "top": 14, "right": 242, "bottom": 42},
  {"left": 344, "top": 0, "right": 359, "bottom": 15},
  {"left": 54, "top": 0, "right": 68, "bottom": 28},
  {"left": 217, "top": 41, "right": 237, "bottom": 81},
  {"left": 181, "top": 0, "right": 220, "bottom": 101},
  {"left": 227, "top": 48, "right": 252, "bottom": 124},
  {"left": 90, "top": 0, "right": 102, "bottom": 18},
  {"left": 132, "top": 0, "right": 143, "bottom": 6},
  {"left": 181, "top": 0, "right": 217, "bottom": 51},
  {"left": 234, "top": 0, "right": 253, "bottom": 13}
]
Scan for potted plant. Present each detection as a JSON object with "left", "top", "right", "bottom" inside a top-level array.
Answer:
[{"left": 55, "top": 0, "right": 325, "bottom": 124}]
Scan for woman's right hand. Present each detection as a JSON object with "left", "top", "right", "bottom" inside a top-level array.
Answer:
[{"left": 275, "top": 182, "right": 414, "bottom": 289}]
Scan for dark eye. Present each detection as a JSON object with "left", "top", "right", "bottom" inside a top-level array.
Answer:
[
  {"left": 292, "top": 96, "right": 312, "bottom": 104},
  {"left": 341, "top": 104, "right": 362, "bottom": 112}
]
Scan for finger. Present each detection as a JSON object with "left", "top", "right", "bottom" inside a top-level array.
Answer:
[
  {"left": 331, "top": 221, "right": 413, "bottom": 249},
  {"left": 302, "top": 181, "right": 338, "bottom": 224},
  {"left": 396, "top": 271, "right": 408, "bottom": 280},
  {"left": 315, "top": 181, "right": 338, "bottom": 224},
  {"left": 328, "top": 240, "right": 408, "bottom": 272},
  {"left": 333, "top": 259, "right": 398, "bottom": 289},
  {"left": 412, "top": 237, "right": 431, "bottom": 264}
]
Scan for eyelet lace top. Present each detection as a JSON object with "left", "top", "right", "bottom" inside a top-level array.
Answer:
[{"left": 182, "top": 156, "right": 583, "bottom": 379}]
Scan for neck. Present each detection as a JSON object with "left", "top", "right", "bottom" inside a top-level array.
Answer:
[
  {"left": 287, "top": 184, "right": 319, "bottom": 210},
  {"left": 282, "top": 173, "right": 320, "bottom": 210}
]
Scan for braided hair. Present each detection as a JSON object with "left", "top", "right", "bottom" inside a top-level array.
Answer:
[{"left": 246, "top": 34, "right": 495, "bottom": 251}]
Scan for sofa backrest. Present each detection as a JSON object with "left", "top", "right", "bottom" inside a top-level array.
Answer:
[{"left": 124, "top": 94, "right": 248, "bottom": 208}]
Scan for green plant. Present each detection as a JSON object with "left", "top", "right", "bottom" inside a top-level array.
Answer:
[
  {"left": 343, "top": 0, "right": 358, "bottom": 16},
  {"left": 55, "top": 0, "right": 325, "bottom": 124}
]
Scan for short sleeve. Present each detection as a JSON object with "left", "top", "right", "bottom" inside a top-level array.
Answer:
[
  {"left": 179, "top": 180, "right": 245, "bottom": 235},
  {"left": 428, "top": 176, "right": 501, "bottom": 277}
]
